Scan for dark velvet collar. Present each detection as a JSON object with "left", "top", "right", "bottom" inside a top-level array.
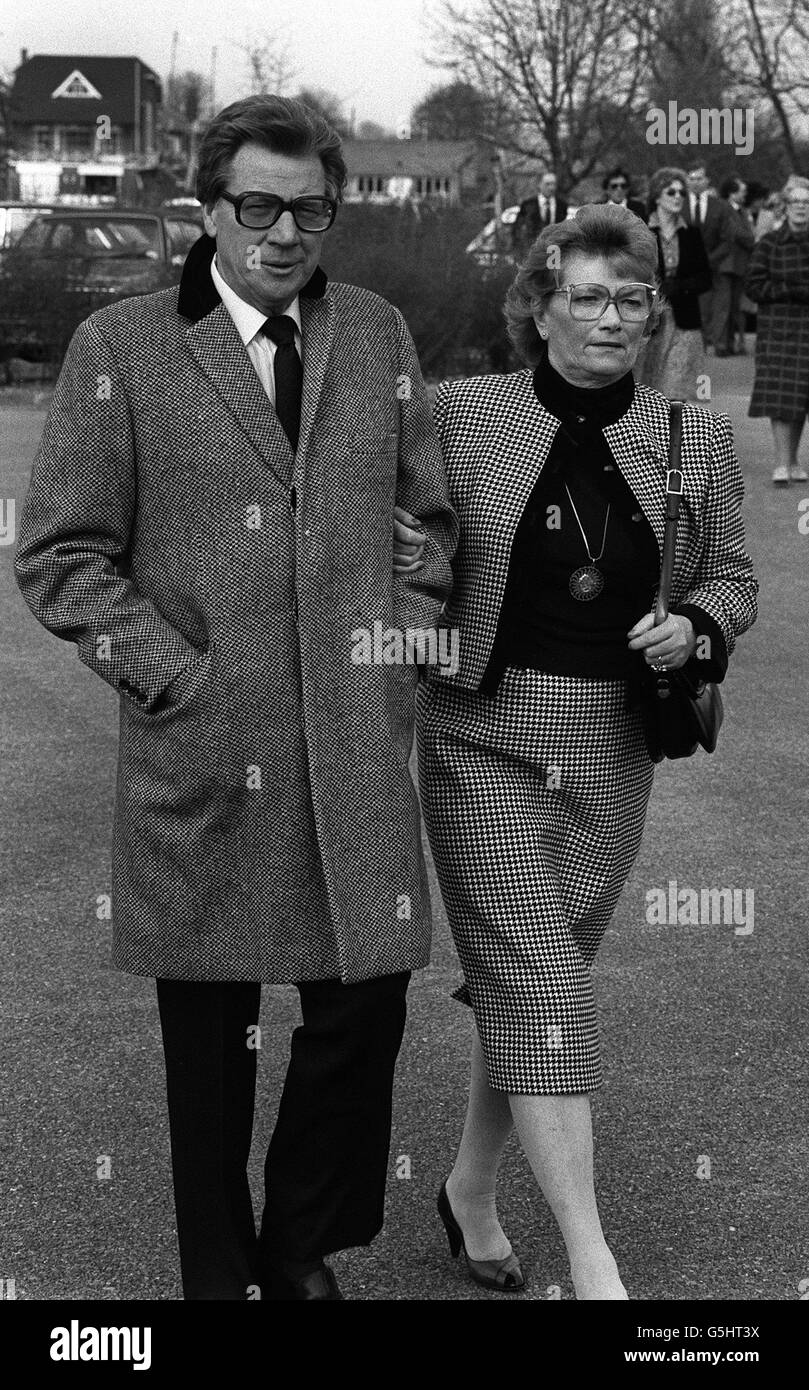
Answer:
[
  {"left": 532, "top": 349, "right": 635, "bottom": 430},
  {"left": 176, "top": 232, "right": 328, "bottom": 323}
]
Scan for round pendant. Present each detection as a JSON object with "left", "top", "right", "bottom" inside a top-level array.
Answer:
[{"left": 569, "top": 565, "right": 604, "bottom": 601}]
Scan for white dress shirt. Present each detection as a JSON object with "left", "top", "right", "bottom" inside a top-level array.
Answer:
[{"left": 210, "top": 255, "right": 302, "bottom": 406}]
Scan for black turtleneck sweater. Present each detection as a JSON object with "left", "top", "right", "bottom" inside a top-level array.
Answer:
[{"left": 480, "top": 355, "right": 725, "bottom": 691}]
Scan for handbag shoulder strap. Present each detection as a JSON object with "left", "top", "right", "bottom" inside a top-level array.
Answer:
[{"left": 655, "top": 399, "right": 684, "bottom": 623}]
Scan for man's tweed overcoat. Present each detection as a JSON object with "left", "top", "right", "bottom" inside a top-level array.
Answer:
[
  {"left": 431, "top": 370, "right": 758, "bottom": 690},
  {"left": 14, "top": 235, "right": 457, "bottom": 983}
]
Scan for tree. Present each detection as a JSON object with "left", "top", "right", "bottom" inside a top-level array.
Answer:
[
  {"left": 430, "top": 0, "right": 655, "bottom": 188},
  {"left": 165, "top": 70, "right": 213, "bottom": 128},
  {"left": 646, "top": 0, "right": 730, "bottom": 113},
  {"left": 233, "top": 35, "right": 297, "bottom": 96},
  {"left": 355, "top": 120, "right": 389, "bottom": 140},
  {"left": 411, "top": 81, "right": 489, "bottom": 140},
  {"left": 727, "top": 0, "right": 809, "bottom": 172},
  {"left": 294, "top": 87, "right": 352, "bottom": 138}
]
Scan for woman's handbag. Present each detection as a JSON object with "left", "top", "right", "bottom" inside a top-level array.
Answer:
[{"left": 638, "top": 400, "right": 724, "bottom": 764}]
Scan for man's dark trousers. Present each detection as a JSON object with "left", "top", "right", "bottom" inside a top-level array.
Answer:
[{"left": 156, "top": 970, "right": 410, "bottom": 1299}]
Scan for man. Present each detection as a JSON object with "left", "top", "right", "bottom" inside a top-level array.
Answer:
[
  {"left": 601, "top": 166, "right": 647, "bottom": 221},
  {"left": 685, "top": 163, "right": 732, "bottom": 348},
  {"left": 513, "top": 171, "right": 568, "bottom": 255},
  {"left": 712, "top": 178, "right": 755, "bottom": 355},
  {"left": 14, "top": 95, "right": 457, "bottom": 1301}
]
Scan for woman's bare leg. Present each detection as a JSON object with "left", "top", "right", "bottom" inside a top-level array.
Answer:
[
  {"left": 445, "top": 1030, "right": 514, "bottom": 1261},
  {"left": 509, "top": 1092, "right": 627, "bottom": 1299}
]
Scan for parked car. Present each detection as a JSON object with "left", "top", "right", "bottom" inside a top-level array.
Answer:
[
  {"left": 0, "top": 202, "right": 59, "bottom": 252},
  {"left": 9, "top": 206, "right": 203, "bottom": 293},
  {"left": 1, "top": 207, "right": 204, "bottom": 365},
  {"left": 465, "top": 202, "right": 580, "bottom": 268}
]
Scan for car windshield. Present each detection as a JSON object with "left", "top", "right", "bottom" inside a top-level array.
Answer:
[{"left": 21, "top": 218, "right": 161, "bottom": 257}]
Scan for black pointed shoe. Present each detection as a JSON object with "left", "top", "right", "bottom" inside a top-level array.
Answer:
[
  {"left": 437, "top": 1182, "right": 525, "bottom": 1292},
  {"left": 264, "top": 1262, "right": 344, "bottom": 1300}
]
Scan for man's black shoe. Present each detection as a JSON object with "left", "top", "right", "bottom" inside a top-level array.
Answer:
[{"left": 264, "top": 1262, "right": 344, "bottom": 1300}]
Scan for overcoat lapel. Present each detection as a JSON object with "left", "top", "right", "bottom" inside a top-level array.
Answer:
[
  {"left": 297, "top": 293, "right": 336, "bottom": 470},
  {"left": 184, "top": 306, "right": 294, "bottom": 489}
]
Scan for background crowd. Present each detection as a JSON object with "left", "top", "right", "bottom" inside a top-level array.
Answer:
[{"left": 513, "top": 161, "right": 809, "bottom": 485}]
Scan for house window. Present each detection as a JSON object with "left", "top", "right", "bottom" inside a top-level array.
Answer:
[
  {"left": 60, "top": 125, "right": 95, "bottom": 158},
  {"left": 32, "top": 125, "right": 55, "bottom": 155},
  {"left": 358, "top": 176, "right": 364, "bottom": 192}
]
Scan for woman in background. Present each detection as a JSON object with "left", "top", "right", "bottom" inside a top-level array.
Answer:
[
  {"left": 746, "top": 175, "right": 809, "bottom": 484},
  {"left": 637, "top": 167, "right": 711, "bottom": 399}
]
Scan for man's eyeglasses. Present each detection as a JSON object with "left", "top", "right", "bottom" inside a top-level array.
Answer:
[
  {"left": 787, "top": 199, "right": 809, "bottom": 209},
  {"left": 219, "top": 191, "right": 338, "bottom": 232},
  {"left": 608, "top": 181, "right": 628, "bottom": 190},
  {"left": 663, "top": 187, "right": 685, "bottom": 197},
  {"left": 553, "top": 282, "right": 658, "bottom": 322}
]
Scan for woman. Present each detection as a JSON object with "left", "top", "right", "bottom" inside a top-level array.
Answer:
[
  {"left": 414, "top": 204, "right": 757, "bottom": 1299},
  {"left": 713, "top": 178, "right": 755, "bottom": 357},
  {"left": 637, "top": 167, "right": 711, "bottom": 398},
  {"left": 745, "top": 175, "right": 809, "bottom": 485}
]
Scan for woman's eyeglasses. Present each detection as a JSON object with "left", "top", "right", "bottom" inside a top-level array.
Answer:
[
  {"left": 663, "top": 187, "right": 685, "bottom": 197},
  {"left": 219, "top": 191, "right": 338, "bottom": 232},
  {"left": 553, "top": 283, "right": 658, "bottom": 321}
]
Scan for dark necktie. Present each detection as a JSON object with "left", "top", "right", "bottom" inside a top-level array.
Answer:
[{"left": 260, "top": 315, "right": 302, "bottom": 451}]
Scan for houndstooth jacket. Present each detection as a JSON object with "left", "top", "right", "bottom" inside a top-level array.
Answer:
[
  {"left": 15, "top": 235, "right": 457, "bottom": 983},
  {"left": 433, "top": 369, "right": 758, "bottom": 690}
]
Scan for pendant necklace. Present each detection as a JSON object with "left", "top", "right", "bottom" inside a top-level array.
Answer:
[{"left": 564, "top": 482, "right": 610, "bottom": 601}]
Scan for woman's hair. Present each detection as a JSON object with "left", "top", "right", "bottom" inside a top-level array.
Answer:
[
  {"left": 504, "top": 203, "right": 663, "bottom": 366},
  {"left": 647, "top": 166, "right": 689, "bottom": 210},
  {"left": 196, "top": 94, "right": 348, "bottom": 207}
]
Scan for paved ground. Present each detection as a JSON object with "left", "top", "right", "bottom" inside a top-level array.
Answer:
[{"left": 1, "top": 348, "right": 806, "bottom": 1302}]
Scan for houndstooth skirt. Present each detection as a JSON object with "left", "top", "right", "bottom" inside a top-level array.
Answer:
[{"left": 416, "top": 667, "right": 655, "bottom": 1094}]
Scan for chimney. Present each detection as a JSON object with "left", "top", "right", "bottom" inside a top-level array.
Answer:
[{"left": 20, "top": 48, "right": 28, "bottom": 64}]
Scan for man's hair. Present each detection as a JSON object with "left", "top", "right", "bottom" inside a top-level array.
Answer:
[
  {"left": 603, "top": 166, "right": 631, "bottom": 190},
  {"left": 687, "top": 164, "right": 708, "bottom": 178},
  {"left": 504, "top": 203, "right": 662, "bottom": 365},
  {"left": 783, "top": 174, "right": 809, "bottom": 199},
  {"left": 720, "top": 176, "right": 745, "bottom": 200},
  {"left": 196, "top": 94, "right": 348, "bottom": 207},
  {"left": 647, "top": 165, "right": 689, "bottom": 209}
]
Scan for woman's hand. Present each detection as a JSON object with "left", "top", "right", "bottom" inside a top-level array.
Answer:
[
  {"left": 627, "top": 612, "right": 697, "bottom": 670},
  {"left": 393, "top": 506, "right": 426, "bottom": 573}
]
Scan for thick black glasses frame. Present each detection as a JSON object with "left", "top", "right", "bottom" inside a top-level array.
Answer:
[{"left": 219, "top": 191, "right": 338, "bottom": 231}]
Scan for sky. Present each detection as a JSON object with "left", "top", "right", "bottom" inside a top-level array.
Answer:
[{"left": 1, "top": 0, "right": 456, "bottom": 130}]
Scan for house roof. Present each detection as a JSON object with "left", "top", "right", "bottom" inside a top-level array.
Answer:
[
  {"left": 9, "top": 55, "right": 161, "bottom": 126},
  {"left": 342, "top": 139, "right": 478, "bottom": 178}
]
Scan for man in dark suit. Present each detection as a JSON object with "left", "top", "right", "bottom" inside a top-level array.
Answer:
[
  {"left": 513, "top": 171, "right": 568, "bottom": 255},
  {"left": 15, "top": 95, "right": 457, "bottom": 1302},
  {"left": 684, "top": 163, "right": 732, "bottom": 347},
  {"left": 712, "top": 177, "right": 755, "bottom": 354},
  {"left": 601, "top": 166, "right": 647, "bottom": 221}
]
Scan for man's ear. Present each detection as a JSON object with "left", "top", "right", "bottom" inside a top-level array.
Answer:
[{"left": 202, "top": 203, "right": 217, "bottom": 238}]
